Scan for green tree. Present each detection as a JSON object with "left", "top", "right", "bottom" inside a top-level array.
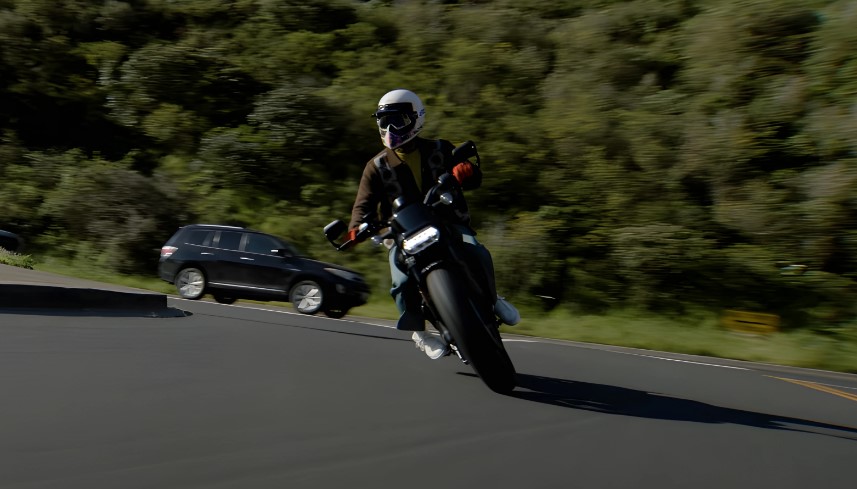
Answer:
[{"left": 39, "top": 154, "right": 188, "bottom": 273}]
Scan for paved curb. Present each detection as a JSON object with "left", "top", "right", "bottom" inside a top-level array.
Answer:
[
  {"left": 0, "top": 285, "right": 186, "bottom": 318},
  {"left": 0, "top": 264, "right": 187, "bottom": 317},
  {"left": 0, "top": 283, "right": 168, "bottom": 310}
]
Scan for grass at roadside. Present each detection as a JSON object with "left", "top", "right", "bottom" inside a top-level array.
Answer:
[
  {"left": 0, "top": 249, "right": 35, "bottom": 269},
  {"left": 350, "top": 299, "right": 399, "bottom": 321},
  {"left": 505, "top": 308, "right": 857, "bottom": 373},
  {"left": 17, "top": 259, "right": 857, "bottom": 375},
  {"left": 34, "top": 259, "right": 176, "bottom": 294}
]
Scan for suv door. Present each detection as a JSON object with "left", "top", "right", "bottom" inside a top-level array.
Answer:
[
  {"left": 209, "top": 230, "right": 246, "bottom": 287},
  {"left": 233, "top": 232, "right": 297, "bottom": 295}
]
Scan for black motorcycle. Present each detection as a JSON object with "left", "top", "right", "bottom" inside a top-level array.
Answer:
[{"left": 323, "top": 143, "right": 516, "bottom": 394}]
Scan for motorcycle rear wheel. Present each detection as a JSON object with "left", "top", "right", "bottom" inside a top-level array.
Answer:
[{"left": 426, "top": 268, "right": 516, "bottom": 394}]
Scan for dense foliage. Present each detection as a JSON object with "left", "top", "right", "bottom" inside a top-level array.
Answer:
[{"left": 1, "top": 0, "right": 855, "bottom": 327}]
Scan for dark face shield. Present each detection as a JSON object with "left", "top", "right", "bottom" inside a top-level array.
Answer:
[
  {"left": 376, "top": 111, "right": 413, "bottom": 132},
  {"left": 373, "top": 102, "right": 422, "bottom": 149},
  {"left": 373, "top": 102, "right": 417, "bottom": 134}
]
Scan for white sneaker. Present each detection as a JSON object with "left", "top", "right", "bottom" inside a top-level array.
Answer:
[
  {"left": 412, "top": 331, "right": 449, "bottom": 360},
  {"left": 495, "top": 296, "right": 520, "bottom": 326}
]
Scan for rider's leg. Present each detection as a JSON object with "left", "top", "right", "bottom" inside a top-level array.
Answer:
[
  {"left": 458, "top": 228, "right": 520, "bottom": 326},
  {"left": 389, "top": 246, "right": 448, "bottom": 359},
  {"left": 459, "top": 230, "right": 497, "bottom": 298},
  {"left": 389, "top": 245, "right": 423, "bottom": 331}
]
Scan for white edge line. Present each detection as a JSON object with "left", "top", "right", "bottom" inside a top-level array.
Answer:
[
  {"left": 173, "top": 298, "right": 542, "bottom": 339},
  {"left": 612, "top": 350, "right": 749, "bottom": 370},
  {"left": 176, "top": 298, "right": 857, "bottom": 382},
  {"left": 171, "top": 298, "right": 742, "bottom": 368}
]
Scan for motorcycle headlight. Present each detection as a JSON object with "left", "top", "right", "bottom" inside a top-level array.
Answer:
[
  {"left": 325, "top": 268, "right": 363, "bottom": 282},
  {"left": 402, "top": 226, "right": 440, "bottom": 254}
]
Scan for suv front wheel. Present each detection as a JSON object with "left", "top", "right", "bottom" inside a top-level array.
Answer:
[
  {"left": 175, "top": 267, "right": 206, "bottom": 300},
  {"left": 290, "top": 280, "right": 324, "bottom": 315},
  {"left": 324, "top": 308, "right": 348, "bottom": 319},
  {"left": 213, "top": 295, "right": 237, "bottom": 305}
]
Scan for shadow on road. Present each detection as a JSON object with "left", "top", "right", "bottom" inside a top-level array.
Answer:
[
  {"left": 512, "top": 373, "right": 857, "bottom": 441},
  {"left": 0, "top": 307, "right": 190, "bottom": 318}
]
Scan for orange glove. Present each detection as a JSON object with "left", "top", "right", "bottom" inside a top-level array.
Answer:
[
  {"left": 452, "top": 161, "right": 475, "bottom": 186},
  {"left": 339, "top": 228, "right": 359, "bottom": 250}
]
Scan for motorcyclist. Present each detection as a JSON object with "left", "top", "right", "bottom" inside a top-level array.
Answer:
[{"left": 346, "top": 89, "right": 520, "bottom": 359}]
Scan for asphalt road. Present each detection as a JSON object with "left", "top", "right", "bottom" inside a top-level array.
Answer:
[{"left": 1, "top": 272, "right": 857, "bottom": 488}]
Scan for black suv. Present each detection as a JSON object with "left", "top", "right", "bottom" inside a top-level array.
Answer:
[
  {"left": 0, "top": 230, "right": 23, "bottom": 252},
  {"left": 158, "top": 224, "right": 370, "bottom": 318}
]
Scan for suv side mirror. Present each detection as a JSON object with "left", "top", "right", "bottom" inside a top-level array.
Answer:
[{"left": 274, "top": 248, "right": 292, "bottom": 257}]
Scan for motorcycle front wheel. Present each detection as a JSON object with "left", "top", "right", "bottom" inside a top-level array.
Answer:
[{"left": 426, "top": 268, "right": 516, "bottom": 394}]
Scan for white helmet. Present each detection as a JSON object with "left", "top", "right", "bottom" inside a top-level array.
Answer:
[{"left": 374, "top": 89, "right": 425, "bottom": 149}]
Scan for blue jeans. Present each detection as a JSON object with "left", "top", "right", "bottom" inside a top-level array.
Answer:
[{"left": 389, "top": 226, "right": 497, "bottom": 331}]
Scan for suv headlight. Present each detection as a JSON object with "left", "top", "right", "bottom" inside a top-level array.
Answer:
[
  {"left": 325, "top": 268, "right": 363, "bottom": 282},
  {"left": 402, "top": 226, "right": 440, "bottom": 255}
]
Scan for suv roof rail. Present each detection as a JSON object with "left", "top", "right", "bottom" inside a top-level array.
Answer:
[{"left": 187, "top": 223, "right": 245, "bottom": 229}]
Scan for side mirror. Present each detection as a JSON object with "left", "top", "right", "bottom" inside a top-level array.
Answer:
[
  {"left": 324, "top": 220, "right": 347, "bottom": 241},
  {"left": 451, "top": 140, "right": 478, "bottom": 164}
]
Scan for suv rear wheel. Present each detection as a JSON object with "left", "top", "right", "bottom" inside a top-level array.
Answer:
[
  {"left": 175, "top": 267, "right": 206, "bottom": 300},
  {"left": 290, "top": 280, "right": 323, "bottom": 315}
]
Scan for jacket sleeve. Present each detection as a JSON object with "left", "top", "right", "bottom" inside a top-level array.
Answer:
[{"left": 349, "top": 162, "right": 380, "bottom": 230}]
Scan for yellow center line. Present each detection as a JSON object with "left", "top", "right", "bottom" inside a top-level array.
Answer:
[{"left": 770, "top": 376, "right": 857, "bottom": 403}]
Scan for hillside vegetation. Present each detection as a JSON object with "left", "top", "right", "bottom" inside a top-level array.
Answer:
[{"left": 1, "top": 0, "right": 855, "bottom": 332}]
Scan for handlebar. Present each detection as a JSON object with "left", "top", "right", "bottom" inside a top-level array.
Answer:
[
  {"left": 325, "top": 140, "right": 476, "bottom": 251},
  {"left": 324, "top": 214, "right": 391, "bottom": 251},
  {"left": 452, "top": 140, "right": 479, "bottom": 167}
]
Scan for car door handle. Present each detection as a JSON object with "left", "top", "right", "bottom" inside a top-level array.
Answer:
[
  {"left": 240, "top": 257, "right": 254, "bottom": 261},
  {"left": 201, "top": 252, "right": 215, "bottom": 255}
]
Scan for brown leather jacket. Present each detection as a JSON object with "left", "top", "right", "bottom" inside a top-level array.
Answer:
[{"left": 349, "top": 137, "right": 482, "bottom": 230}]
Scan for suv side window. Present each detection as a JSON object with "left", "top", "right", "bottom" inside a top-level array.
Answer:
[
  {"left": 244, "top": 233, "right": 280, "bottom": 255},
  {"left": 217, "top": 231, "right": 243, "bottom": 251},
  {"left": 185, "top": 230, "right": 213, "bottom": 246}
]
